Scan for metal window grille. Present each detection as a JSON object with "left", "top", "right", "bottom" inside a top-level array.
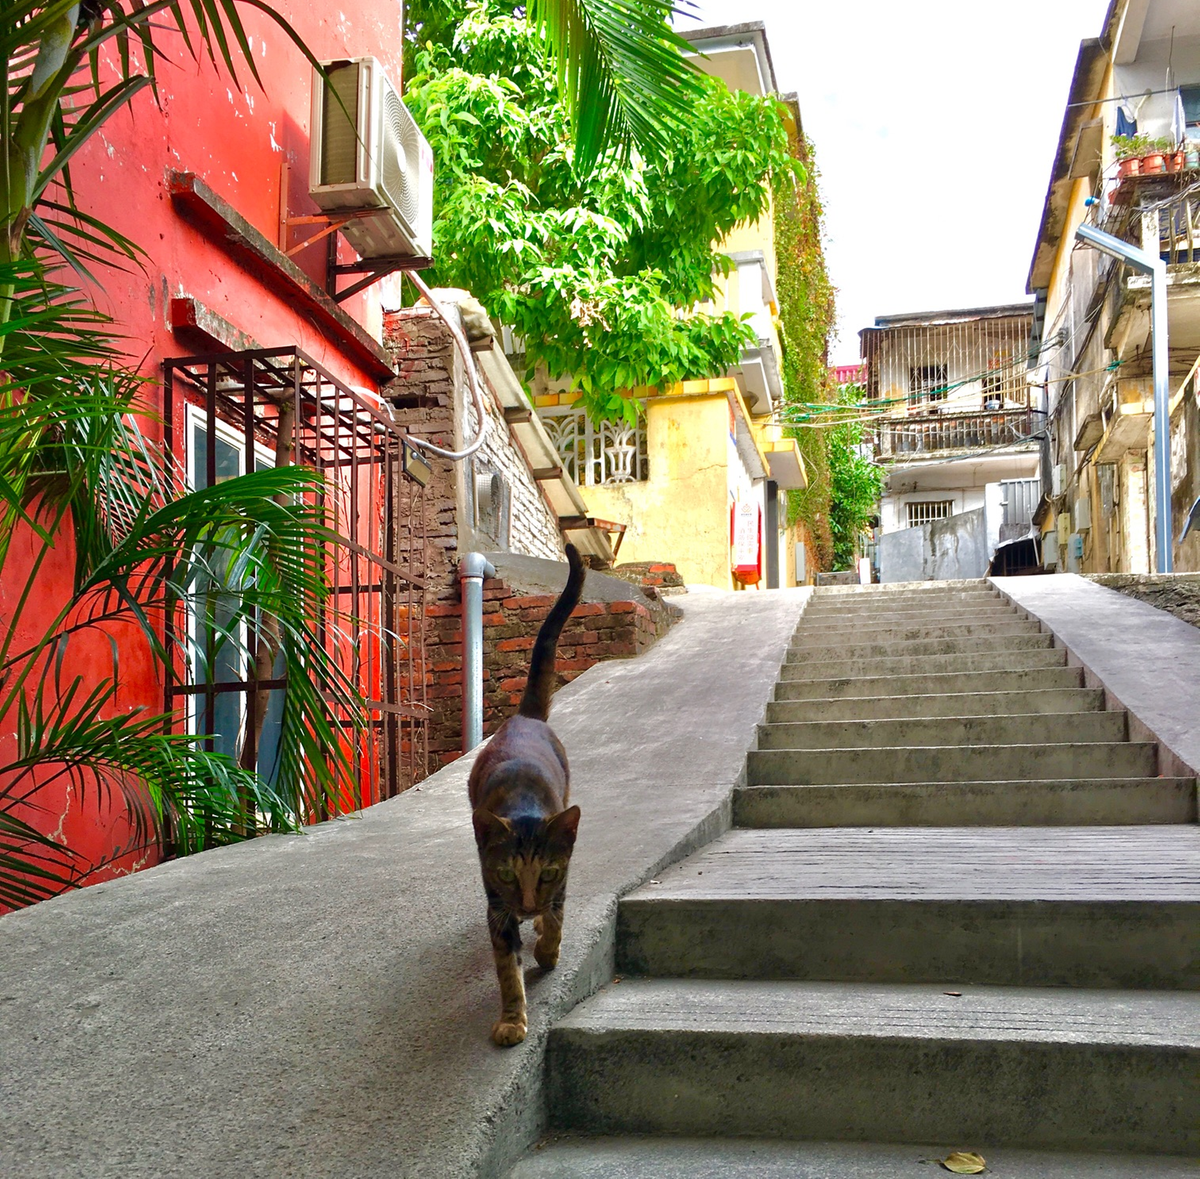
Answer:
[
  {"left": 540, "top": 403, "right": 648, "bottom": 485},
  {"left": 907, "top": 499, "right": 955, "bottom": 527},
  {"left": 163, "top": 347, "right": 429, "bottom": 816},
  {"left": 909, "top": 364, "right": 948, "bottom": 405}
]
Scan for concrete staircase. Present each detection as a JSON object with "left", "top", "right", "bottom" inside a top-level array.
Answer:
[{"left": 508, "top": 582, "right": 1200, "bottom": 1177}]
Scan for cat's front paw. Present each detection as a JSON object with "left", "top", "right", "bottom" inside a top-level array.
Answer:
[
  {"left": 533, "top": 942, "right": 559, "bottom": 969},
  {"left": 492, "top": 1017, "right": 527, "bottom": 1047}
]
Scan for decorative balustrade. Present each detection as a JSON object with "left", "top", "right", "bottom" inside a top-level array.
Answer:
[
  {"left": 875, "top": 408, "right": 1037, "bottom": 459},
  {"left": 541, "top": 403, "right": 649, "bottom": 485}
]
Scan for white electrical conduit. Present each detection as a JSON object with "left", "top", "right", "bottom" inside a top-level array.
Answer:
[{"left": 402, "top": 271, "right": 491, "bottom": 461}]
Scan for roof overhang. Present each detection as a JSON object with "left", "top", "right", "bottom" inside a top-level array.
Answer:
[
  {"left": 1026, "top": 38, "right": 1110, "bottom": 294},
  {"left": 734, "top": 342, "right": 783, "bottom": 416},
  {"left": 763, "top": 438, "right": 808, "bottom": 489},
  {"left": 475, "top": 348, "right": 614, "bottom": 564},
  {"left": 678, "top": 22, "right": 778, "bottom": 95}
]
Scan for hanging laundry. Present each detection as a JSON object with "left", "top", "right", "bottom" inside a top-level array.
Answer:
[{"left": 1115, "top": 103, "right": 1137, "bottom": 139}]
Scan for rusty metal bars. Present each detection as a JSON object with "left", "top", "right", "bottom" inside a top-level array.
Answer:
[{"left": 162, "top": 347, "right": 429, "bottom": 818}]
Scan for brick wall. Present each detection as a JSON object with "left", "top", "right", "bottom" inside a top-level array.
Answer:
[
  {"left": 382, "top": 303, "right": 675, "bottom": 774},
  {"left": 424, "top": 573, "right": 674, "bottom": 771}
]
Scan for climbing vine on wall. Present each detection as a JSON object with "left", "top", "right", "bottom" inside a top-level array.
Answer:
[{"left": 773, "top": 131, "right": 837, "bottom": 568}]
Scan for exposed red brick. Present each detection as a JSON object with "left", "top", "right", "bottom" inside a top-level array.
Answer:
[
  {"left": 496, "top": 636, "right": 536, "bottom": 652},
  {"left": 608, "top": 600, "right": 637, "bottom": 614}
]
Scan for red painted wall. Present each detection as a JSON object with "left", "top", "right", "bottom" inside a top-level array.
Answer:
[{"left": 6, "top": 1, "right": 409, "bottom": 904}]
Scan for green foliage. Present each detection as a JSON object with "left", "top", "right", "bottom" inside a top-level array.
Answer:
[
  {"left": 0, "top": 262, "right": 372, "bottom": 908},
  {"left": 1, "top": 4, "right": 367, "bottom": 908},
  {"left": 826, "top": 384, "right": 884, "bottom": 570},
  {"left": 404, "top": 0, "right": 800, "bottom": 420},
  {"left": 773, "top": 131, "right": 836, "bottom": 567},
  {"left": 526, "top": 0, "right": 705, "bottom": 174}
]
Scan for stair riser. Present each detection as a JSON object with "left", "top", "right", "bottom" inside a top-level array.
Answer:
[
  {"left": 767, "top": 688, "right": 1105, "bottom": 722},
  {"left": 775, "top": 667, "right": 1085, "bottom": 700},
  {"left": 546, "top": 1030, "right": 1197, "bottom": 1154},
  {"left": 787, "top": 633, "right": 1051, "bottom": 657},
  {"left": 747, "top": 743, "right": 1157, "bottom": 785},
  {"left": 801, "top": 612, "right": 1021, "bottom": 631},
  {"left": 780, "top": 649, "right": 1067, "bottom": 682},
  {"left": 616, "top": 900, "right": 1199, "bottom": 990},
  {"left": 757, "top": 712, "right": 1126, "bottom": 751},
  {"left": 733, "top": 780, "right": 1199, "bottom": 828},
  {"left": 787, "top": 634, "right": 1052, "bottom": 662},
  {"left": 792, "top": 621, "right": 1038, "bottom": 645}
]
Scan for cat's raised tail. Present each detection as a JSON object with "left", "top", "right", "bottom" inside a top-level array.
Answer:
[{"left": 518, "top": 544, "right": 585, "bottom": 722}]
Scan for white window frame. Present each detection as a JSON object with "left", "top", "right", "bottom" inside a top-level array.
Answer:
[{"left": 184, "top": 404, "right": 277, "bottom": 762}]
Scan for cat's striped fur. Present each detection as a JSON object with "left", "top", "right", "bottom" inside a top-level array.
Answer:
[{"left": 468, "top": 544, "right": 584, "bottom": 1046}]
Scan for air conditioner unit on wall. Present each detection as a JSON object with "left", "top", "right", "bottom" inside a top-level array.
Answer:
[{"left": 309, "top": 56, "right": 434, "bottom": 260}]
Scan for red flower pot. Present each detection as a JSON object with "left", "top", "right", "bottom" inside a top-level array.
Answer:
[
  {"left": 1142, "top": 152, "right": 1166, "bottom": 174},
  {"left": 1118, "top": 157, "right": 1141, "bottom": 178}
]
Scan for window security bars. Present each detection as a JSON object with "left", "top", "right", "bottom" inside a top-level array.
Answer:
[
  {"left": 909, "top": 364, "right": 948, "bottom": 406},
  {"left": 864, "top": 314, "right": 1034, "bottom": 412},
  {"left": 540, "top": 403, "right": 649, "bottom": 486},
  {"left": 163, "top": 348, "right": 429, "bottom": 814},
  {"left": 907, "top": 500, "right": 955, "bottom": 527}
]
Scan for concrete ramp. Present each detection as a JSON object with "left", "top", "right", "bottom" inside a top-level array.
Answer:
[{"left": 0, "top": 589, "right": 807, "bottom": 1179}]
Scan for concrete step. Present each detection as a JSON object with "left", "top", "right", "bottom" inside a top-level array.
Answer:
[
  {"left": 786, "top": 633, "right": 1053, "bottom": 663},
  {"left": 801, "top": 602, "right": 1016, "bottom": 623},
  {"left": 792, "top": 619, "right": 1039, "bottom": 645},
  {"left": 506, "top": 1135, "right": 1199, "bottom": 1178},
  {"left": 775, "top": 665, "right": 1086, "bottom": 701},
  {"left": 780, "top": 647, "right": 1068, "bottom": 682},
  {"left": 615, "top": 827, "right": 1200, "bottom": 988},
  {"left": 747, "top": 741, "right": 1157, "bottom": 784},
  {"left": 734, "top": 778, "right": 1199, "bottom": 828},
  {"left": 810, "top": 592, "right": 1001, "bottom": 609},
  {"left": 546, "top": 979, "right": 1200, "bottom": 1154},
  {"left": 767, "top": 687, "right": 1106, "bottom": 722},
  {"left": 757, "top": 710, "right": 1126, "bottom": 751}
]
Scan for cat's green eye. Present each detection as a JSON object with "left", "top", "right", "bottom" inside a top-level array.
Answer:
[
  {"left": 540, "top": 866, "right": 559, "bottom": 882},
  {"left": 497, "top": 867, "right": 516, "bottom": 882}
]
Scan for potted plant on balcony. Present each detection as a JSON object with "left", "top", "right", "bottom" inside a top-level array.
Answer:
[
  {"left": 1112, "top": 133, "right": 1151, "bottom": 177},
  {"left": 1141, "top": 136, "right": 1177, "bottom": 175}
]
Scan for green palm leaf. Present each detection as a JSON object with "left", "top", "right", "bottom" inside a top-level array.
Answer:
[{"left": 529, "top": 0, "right": 705, "bottom": 172}]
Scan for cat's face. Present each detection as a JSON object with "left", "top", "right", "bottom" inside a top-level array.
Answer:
[{"left": 473, "top": 806, "right": 580, "bottom": 917}]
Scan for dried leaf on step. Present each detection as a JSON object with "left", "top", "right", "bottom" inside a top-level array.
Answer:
[{"left": 940, "top": 1151, "right": 986, "bottom": 1174}]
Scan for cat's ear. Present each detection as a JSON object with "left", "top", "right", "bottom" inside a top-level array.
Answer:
[
  {"left": 472, "top": 808, "right": 512, "bottom": 849},
  {"left": 545, "top": 805, "right": 581, "bottom": 849}
]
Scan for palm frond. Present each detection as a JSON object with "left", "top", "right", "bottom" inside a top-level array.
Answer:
[{"left": 528, "top": 0, "right": 704, "bottom": 173}]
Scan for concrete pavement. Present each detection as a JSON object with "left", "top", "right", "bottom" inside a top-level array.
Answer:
[{"left": 0, "top": 588, "right": 807, "bottom": 1179}]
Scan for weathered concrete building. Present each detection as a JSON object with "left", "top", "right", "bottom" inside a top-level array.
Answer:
[
  {"left": 860, "top": 303, "right": 1042, "bottom": 581},
  {"left": 1028, "top": 0, "right": 1200, "bottom": 574}
]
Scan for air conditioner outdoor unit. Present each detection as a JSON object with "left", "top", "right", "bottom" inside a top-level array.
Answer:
[{"left": 309, "top": 56, "right": 434, "bottom": 260}]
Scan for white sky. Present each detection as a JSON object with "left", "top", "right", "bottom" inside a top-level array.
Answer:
[{"left": 685, "top": 0, "right": 1113, "bottom": 363}]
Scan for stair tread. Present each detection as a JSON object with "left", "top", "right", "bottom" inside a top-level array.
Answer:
[
  {"left": 622, "top": 826, "right": 1200, "bottom": 902},
  {"left": 507, "top": 1136, "right": 1198, "bottom": 1178},
  {"left": 554, "top": 977, "right": 1200, "bottom": 1047}
]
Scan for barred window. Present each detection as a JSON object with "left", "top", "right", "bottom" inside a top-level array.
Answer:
[
  {"left": 907, "top": 499, "right": 954, "bottom": 527},
  {"left": 909, "top": 364, "right": 948, "bottom": 405}
]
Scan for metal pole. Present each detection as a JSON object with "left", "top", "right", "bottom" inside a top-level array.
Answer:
[
  {"left": 1073, "top": 223, "right": 1172, "bottom": 572},
  {"left": 458, "top": 552, "right": 496, "bottom": 753},
  {"left": 1149, "top": 263, "right": 1173, "bottom": 572}
]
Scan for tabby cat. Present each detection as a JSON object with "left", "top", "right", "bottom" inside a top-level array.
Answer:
[{"left": 468, "top": 544, "right": 585, "bottom": 1046}]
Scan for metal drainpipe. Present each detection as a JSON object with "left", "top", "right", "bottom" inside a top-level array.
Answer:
[
  {"left": 1074, "top": 222, "right": 1173, "bottom": 572},
  {"left": 459, "top": 552, "right": 497, "bottom": 753}
]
